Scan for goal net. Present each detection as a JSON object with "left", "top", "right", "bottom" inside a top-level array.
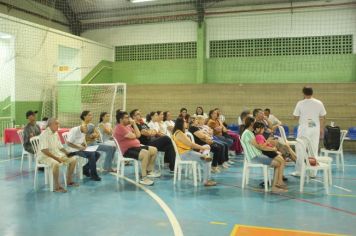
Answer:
[{"left": 54, "top": 83, "right": 126, "bottom": 128}]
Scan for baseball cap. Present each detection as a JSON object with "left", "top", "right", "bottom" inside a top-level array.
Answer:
[{"left": 26, "top": 110, "right": 38, "bottom": 118}]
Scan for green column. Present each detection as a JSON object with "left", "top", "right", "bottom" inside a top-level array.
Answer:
[{"left": 196, "top": 22, "right": 206, "bottom": 84}]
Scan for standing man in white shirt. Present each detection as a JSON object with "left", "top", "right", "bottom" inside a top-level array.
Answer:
[{"left": 292, "top": 86, "right": 327, "bottom": 175}]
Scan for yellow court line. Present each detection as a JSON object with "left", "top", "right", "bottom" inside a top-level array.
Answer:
[
  {"left": 210, "top": 221, "right": 228, "bottom": 225},
  {"left": 301, "top": 191, "right": 356, "bottom": 198},
  {"left": 230, "top": 224, "right": 345, "bottom": 236},
  {"left": 230, "top": 225, "right": 239, "bottom": 236}
]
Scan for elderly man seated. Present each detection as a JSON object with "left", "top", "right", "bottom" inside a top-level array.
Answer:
[{"left": 38, "top": 118, "right": 78, "bottom": 193}]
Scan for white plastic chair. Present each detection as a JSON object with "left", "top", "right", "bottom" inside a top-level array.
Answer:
[
  {"left": 171, "top": 136, "right": 201, "bottom": 187},
  {"left": 31, "top": 136, "right": 67, "bottom": 191},
  {"left": 17, "top": 129, "right": 33, "bottom": 171},
  {"left": 240, "top": 141, "right": 271, "bottom": 192},
  {"left": 320, "top": 130, "right": 347, "bottom": 172},
  {"left": 277, "top": 125, "right": 297, "bottom": 147},
  {"left": 62, "top": 131, "right": 86, "bottom": 179},
  {"left": 296, "top": 137, "right": 331, "bottom": 194},
  {"left": 185, "top": 131, "right": 195, "bottom": 143},
  {"left": 301, "top": 136, "right": 333, "bottom": 184},
  {"left": 113, "top": 137, "right": 140, "bottom": 182}
]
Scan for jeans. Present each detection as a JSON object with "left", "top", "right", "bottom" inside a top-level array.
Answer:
[
  {"left": 74, "top": 150, "right": 100, "bottom": 176},
  {"left": 180, "top": 150, "right": 211, "bottom": 182}
]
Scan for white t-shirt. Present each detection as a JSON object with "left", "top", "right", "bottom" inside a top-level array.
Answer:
[
  {"left": 293, "top": 98, "right": 326, "bottom": 129},
  {"left": 39, "top": 127, "right": 65, "bottom": 161},
  {"left": 268, "top": 114, "right": 282, "bottom": 126},
  {"left": 67, "top": 126, "right": 86, "bottom": 152}
]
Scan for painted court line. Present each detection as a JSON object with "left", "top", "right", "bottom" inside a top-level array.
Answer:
[
  {"left": 118, "top": 175, "right": 184, "bottom": 236},
  {"left": 0, "top": 157, "right": 21, "bottom": 163},
  {"left": 219, "top": 182, "right": 356, "bottom": 216},
  {"left": 311, "top": 179, "right": 352, "bottom": 192}
]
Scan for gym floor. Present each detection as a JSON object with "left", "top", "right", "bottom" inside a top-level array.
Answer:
[{"left": 0, "top": 144, "right": 355, "bottom": 236}]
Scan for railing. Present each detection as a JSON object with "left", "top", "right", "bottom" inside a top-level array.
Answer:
[{"left": 0, "top": 117, "right": 13, "bottom": 140}]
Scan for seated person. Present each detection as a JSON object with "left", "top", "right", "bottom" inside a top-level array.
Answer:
[
  {"left": 147, "top": 111, "right": 167, "bottom": 135},
  {"left": 253, "top": 108, "right": 273, "bottom": 139},
  {"left": 114, "top": 110, "right": 159, "bottom": 186},
  {"left": 189, "top": 115, "right": 226, "bottom": 173},
  {"left": 173, "top": 118, "right": 216, "bottom": 186},
  {"left": 163, "top": 111, "right": 175, "bottom": 135},
  {"left": 264, "top": 108, "right": 282, "bottom": 132},
  {"left": 238, "top": 110, "right": 251, "bottom": 136},
  {"left": 38, "top": 118, "right": 78, "bottom": 193},
  {"left": 97, "top": 112, "right": 115, "bottom": 146},
  {"left": 130, "top": 109, "right": 176, "bottom": 172},
  {"left": 23, "top": 110, "right": 41, "bottom": 154},
  {"left": 241, "top": 116, "right": 287, "bottom": 193},
  {"left": 195, "top": 106, "right": 208, "bottom": 120},
  {"left": 67, "top": 124, "right": 101, "bottom": 181},
  {"left": 80, "top": 110, "right": 116, "bottom": 172}
]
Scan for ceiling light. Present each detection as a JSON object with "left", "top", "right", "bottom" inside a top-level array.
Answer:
[{"left": 130, "top": 0, "right": 156, "bottom": 3}]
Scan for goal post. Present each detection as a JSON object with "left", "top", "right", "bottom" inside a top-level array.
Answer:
[{"left": 54, "top": 83, "right": 126, "bottom": 128}]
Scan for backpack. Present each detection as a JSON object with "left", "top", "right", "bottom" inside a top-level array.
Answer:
[{"left": 324, "top": 125, "right": 341, "bottom": 150}]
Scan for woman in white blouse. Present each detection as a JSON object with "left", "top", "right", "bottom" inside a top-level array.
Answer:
[{"left": 163, "top": 111, "right": 175, "bottom": 135}]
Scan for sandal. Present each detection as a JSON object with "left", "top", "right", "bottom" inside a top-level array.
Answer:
[
  {"left": 276, "top": 184, "right": 288, "bottom": 189},
  {"left": 272, "top": 187, "right": 288, "bottom": 193},
  {"left": 68, "top": 182, "right": 79, "bottom": 187},
  {"left": 204, "top": 180, "right": 217, "bottom": 187},
  {"left": 54, "top": 187, "right": 67, "bottom": 193}
]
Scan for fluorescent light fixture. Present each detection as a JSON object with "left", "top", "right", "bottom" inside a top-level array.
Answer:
[{"left": 130, "top": 0, "right": 156, "bottom": 3}]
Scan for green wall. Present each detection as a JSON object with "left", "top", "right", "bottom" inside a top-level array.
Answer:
[
  {"left": 207, "top": 54, "right": 356, "bottom": 83},
  {"left": 112, "top": 59, "right": 197, "bottom": 84},
  {"left": 109, "top": 54, "right": 356, "bottom": 84}
]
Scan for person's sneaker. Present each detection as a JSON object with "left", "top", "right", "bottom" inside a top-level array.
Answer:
[
  {"left": 228, "top": 160, "right": 235, "bottom": 165},
  {"left": 91, "top": 175, "right": 101, "bottom": 181},
  {"left": 83, "top": 169, "right": 91, "bottom": 177},
  {"left": 147, "top": 171, "right": 161, "bottom": 178},
  {"left": 282, "top": 176, "right": 288, "bottom": 181},
  {"left": 291, "top": 171, "right": 300, "bottom": 177},
  {"left": 139, "top": 177, "right": 154, "bottom": 186},
  {"left": 222, "top": 162, "right": 230, "bottom": 168},
  {"left": 259, "top": 182, "right": 265, "bottom": 188},
  {"left": 211, "top": 167, "right": 221, "bottom": 173}
]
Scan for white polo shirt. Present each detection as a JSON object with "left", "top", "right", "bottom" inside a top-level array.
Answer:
[
  {"left": 39, "top": 127, "right": 65, "bottom": 161},
  {"left": 67, "top": 126, "right": 86, "bottom": 152}
]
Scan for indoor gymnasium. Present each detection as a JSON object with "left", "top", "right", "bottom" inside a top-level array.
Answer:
[{"left": 0, "top": 0, "right": 356, "bottom": 235}]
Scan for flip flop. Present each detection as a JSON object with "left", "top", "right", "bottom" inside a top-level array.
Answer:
[
  {"left": 54, "top": 187, "right": 67, "bottom": 193},
  {"left": 68, "top": 182, "right": 79, "bottom": 187}
]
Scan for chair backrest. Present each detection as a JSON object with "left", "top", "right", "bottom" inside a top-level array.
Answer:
[
  {"left": 169, "top": 136, "right": 183, "bottom": 163},
  {"left": 298, "top": 136, "right": 317, "bottom": 167},
  {"left": 185, "top": 131, "right": 195, "bottom": 143},
  {"left": 277, "top": 125, "right": 288, "bottom": 143},
  {"left": 295, "top": 137, "right": 312, "bottom": 168},
  {"left": 62, "top": 132, "right": 69, "bottom": 143},
  {"left": 348, "top": 127, "right": 356, "bottom": 139},
  {"left": 17, "top": 129, "right": 25, "bottom": 145},
  {"left": 112, "top": 136, "right": 124, "bottom": 158},
  {"left": 30, "top": 136, "right": 40, "bottom": 156},
  {"left": 339, "top": 130, "right": 348, "bottom": 151}
]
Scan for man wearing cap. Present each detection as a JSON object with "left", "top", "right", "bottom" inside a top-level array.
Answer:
[{"left": 23, "top": 110, "right": 41, "bottom": 154}]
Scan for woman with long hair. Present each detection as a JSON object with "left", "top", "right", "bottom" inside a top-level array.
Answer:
[{"left": 172, "top": 117, "right": 216, "bottom": 186}]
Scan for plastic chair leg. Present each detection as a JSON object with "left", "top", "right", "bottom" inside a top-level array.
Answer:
[
  {"left": 134, "top": 161, "right": 139, "bottom": 183},
  {"left": 192, "top": 163, "right": 197, "bottom": 186},
  {"left": 324, "top": 168, "right": 329, "bottom": 194},
  {"left": 263, "top": 167, "right": 268, "bottom": 192},
  {"left": 340, "top": 153, "right": 345, "bottom": 173},
  {"left": 300, "top": 168, "right": 305, "bottom": 193},
  {"left": 241, "top": 164, "right": 246, "bottom": 188}
]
